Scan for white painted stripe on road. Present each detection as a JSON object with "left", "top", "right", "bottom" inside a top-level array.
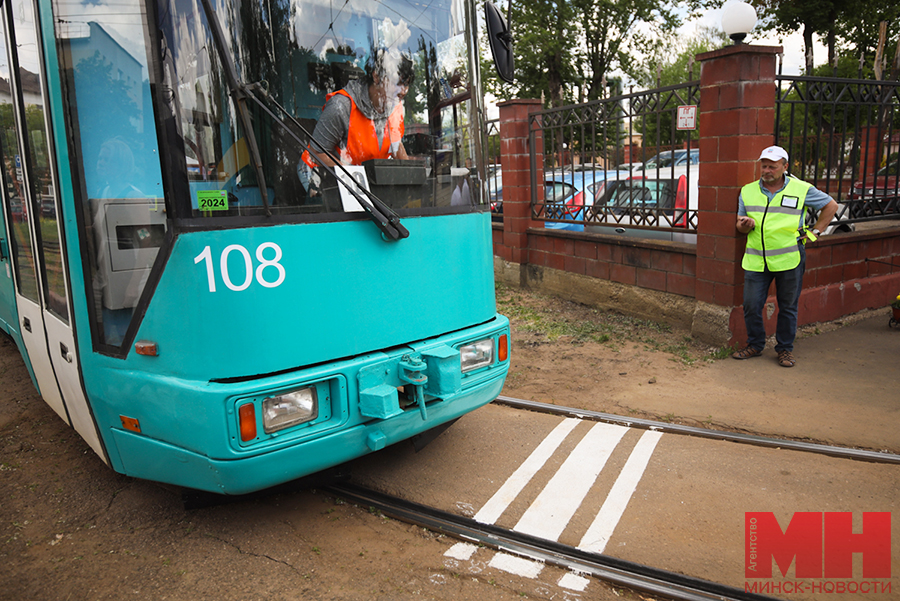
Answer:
[
  {"left": 558, "top": 572, "right": 590, "bottom": 591},
  {"left": 474, "top": 417, "right": 580, "bottom": 525},
  {"left": 513, "top": 421, "right": 628, "bottom": 541},
  {"left": 444, "top": 542, "right": 478, "bottom": 560},
  {"left": 488, "top": 553, "right": 544, "bottom": 578},
  {"left": 577, "top": 429, "right": 663, "bottom": 554}
]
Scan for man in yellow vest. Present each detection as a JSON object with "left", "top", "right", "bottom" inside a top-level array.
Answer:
[{"left": 732, "top": 145, "right": 838, "bottom": 367}]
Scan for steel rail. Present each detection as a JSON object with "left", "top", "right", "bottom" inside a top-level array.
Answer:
[
  {"left": 493, "top": 395, "right": 900, "bottom": 464},
  {"left": 327, "top": 482, "right": 779, "bottom": 601}
]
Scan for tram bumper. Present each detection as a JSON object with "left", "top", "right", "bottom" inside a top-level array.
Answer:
[
  {"left": 109, "top": 367, "right": 507, "bottom": 495},
  {"left": 106, "top": 316, "right": 510, "bottom": 495}
]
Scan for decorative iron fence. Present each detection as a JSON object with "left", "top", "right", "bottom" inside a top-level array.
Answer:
[
  {"left": 775, "top": 74, "right": 900, "bottom": 224},
  {"left": 527, "top": 82, "right": 700, "bottom": 239}
]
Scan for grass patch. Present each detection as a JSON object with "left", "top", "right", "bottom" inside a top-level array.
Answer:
[{"left": 497, "top": 284, "right": 726, "bottom": 365}]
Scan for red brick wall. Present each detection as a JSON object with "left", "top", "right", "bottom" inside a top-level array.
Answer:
[{"left": 521, "top": 229, "right": 697, "bottom": 297}]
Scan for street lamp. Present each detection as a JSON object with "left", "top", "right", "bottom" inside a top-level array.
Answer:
[{"left": 721, "top": 1, "right": 758, "bottom": 45}]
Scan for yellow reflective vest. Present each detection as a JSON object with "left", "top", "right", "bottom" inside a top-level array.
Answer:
[{"left": 741, "top": 177, "right": 812, "bottom": 272}]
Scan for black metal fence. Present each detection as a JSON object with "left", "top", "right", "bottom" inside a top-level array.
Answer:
[
  {"left": 526, "top": 82, "right": 701, "bottom": 238},
  {"left": 775, "top": 74, "right": 900, "bottom": 224},
  {"left": 489, "top": 72, "right": 898, "bottom": 235}
]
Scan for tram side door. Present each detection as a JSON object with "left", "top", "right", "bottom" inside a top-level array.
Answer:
[{"left": 0, "top": 1, "right": 106, "bottom": 461}]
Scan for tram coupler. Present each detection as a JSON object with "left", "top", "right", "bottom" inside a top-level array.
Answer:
[{"left": 399, "top": 355, "right": 428, "bottom": 420}]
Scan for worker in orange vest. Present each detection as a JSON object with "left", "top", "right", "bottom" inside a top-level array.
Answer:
[{"left": 300, "top": 49, "right": 414, "bottom": 192}]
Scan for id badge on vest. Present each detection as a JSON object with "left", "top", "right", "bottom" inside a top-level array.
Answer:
[{"left": 781, "top": 195, "right": 799, "bottom": 209}]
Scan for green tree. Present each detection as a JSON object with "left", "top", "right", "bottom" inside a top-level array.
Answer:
[
  {"left": 72, "top": 52, "right": 140, "bottom": 142},
  {"left": 575, "top": 0, "right": 681, "bottom": 101},
  {"left": 485, "top": 0, "right": 579, "bottom": 107},
  {"left": 482, "top": 0, "right": 682, "bottom": 107},
  {"left": 754, "top": 0, "right": 842, "bottom": 73},
  {"left": 833, "top": 0, "right": 900, "bottom": 79},
  {"left": 752, "top": 0, "right": 899, "bottom": 76},
  {"left": 638, "top": 26, "right": 723, "bottom": 87},
  {"left": 633, "top": 29, "right": 721, "bottom": 152}
]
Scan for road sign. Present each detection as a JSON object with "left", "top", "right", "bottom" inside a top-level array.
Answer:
[{"left": 676, "top": 105, "right": 697, "bottom": 130}]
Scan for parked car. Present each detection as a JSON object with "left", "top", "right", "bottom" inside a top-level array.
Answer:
[
  {"left": 542, "top": 170, "right": 630, "bottom": 232},
  {"left": 852, "top": 159, "right": 899, "bottom": 197},
  {"left": 487, "top": 167, "right": 503, "bottom": 216},
  {"left": 586, "top": 169, "right": 698, "bottom": 243},
  {"left": 849, "top": 159, "right": 899, "bottom": 216},
  {"left": 640, "top": 148, "right": 699, "bottom": 171},
  {"left": 8, "top": 198, "right": 24, "bottom": 222},
  {"left": 41, "top": 194, "right": 56, "bottom": 218}
]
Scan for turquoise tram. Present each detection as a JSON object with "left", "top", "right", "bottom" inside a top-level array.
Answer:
[{"left": 0, "top": 0, "right": 509, "bottom": 494}]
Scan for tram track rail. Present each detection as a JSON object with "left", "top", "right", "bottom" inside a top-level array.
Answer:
[
  {"left": 494, "top": 395, "right": 900, "bottom": 465},
  {"left": 320, "top": 397, "right": 895, "bottom": 600},
  {"left": 327, "top": 482, "right": 779, "bottom": 601}
]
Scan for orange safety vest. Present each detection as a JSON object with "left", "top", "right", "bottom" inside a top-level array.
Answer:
[{"left": 302, "top": 89, "right": 404, "bottom": 167}]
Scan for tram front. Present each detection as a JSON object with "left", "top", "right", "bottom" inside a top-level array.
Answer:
[{"left": 49, "top": 0, "right": 509, "bottom": 493}]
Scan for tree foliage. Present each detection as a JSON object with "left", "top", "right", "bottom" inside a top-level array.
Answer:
[
  {"left": 631, "top": 28, "right": 722, "bottom": 151},
  {"left": 575, "top": 0, "right": 680, "bottom": 101},
  {"left": 752, "top": 0, "right": 900, "bottom": 78},
  {"left": 637, "top": 26, "right": 724, "bottom": 87},
  {"left": 483, "top": 0, "right": 682, "bottom": 107},
  {"left": 486, "top": 0, "right": 579, "bottom": 107}
]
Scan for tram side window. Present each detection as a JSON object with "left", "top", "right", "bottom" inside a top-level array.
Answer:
[
  {"left": 0, "top": 17, "right": 39, "bottom": 303},
  {"left": 52, "top": 1, "right": 166, "bottom": 348}
]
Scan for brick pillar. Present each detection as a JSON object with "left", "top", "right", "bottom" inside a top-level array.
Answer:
[
  {"left": 498, "top": 98, "right": 543, "bottom": 265},
  {"left": 694, "top": 44, "right": 781, "bottom": 345}
]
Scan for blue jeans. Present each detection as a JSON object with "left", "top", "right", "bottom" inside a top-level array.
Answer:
[{"left": 742, "top": 243, "right": 806, "bottom": 353}]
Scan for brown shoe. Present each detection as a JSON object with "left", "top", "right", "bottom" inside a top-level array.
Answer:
[
  {"left": 732, "top": 346, "right": 762, "bottom": 360},
  {"left": 777, "top": 350, "right": 795, "bottom": 367}
]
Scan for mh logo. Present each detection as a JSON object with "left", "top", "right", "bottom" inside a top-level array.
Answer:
[{"left": 745, "top": 512, "right": 891, "bottom": 579}]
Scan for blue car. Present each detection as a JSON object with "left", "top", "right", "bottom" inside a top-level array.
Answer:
[{"left": 543, "top": 170, "right": 630, "bottom": 231}]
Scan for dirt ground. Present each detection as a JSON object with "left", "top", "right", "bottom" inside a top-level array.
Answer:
[
  {"left": 0, "top": 287, "right": 896, "bottom": 600},
  {"left": 497, "top": 285, "right": 899, "bottom": 453}
]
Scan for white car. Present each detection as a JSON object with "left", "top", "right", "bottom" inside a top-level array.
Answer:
[
  {"left": 640, "top": 148, "right": 699, "bottom": 171},
  {"left": 585, "top": 166, "right": 698, "bottom": 243}
]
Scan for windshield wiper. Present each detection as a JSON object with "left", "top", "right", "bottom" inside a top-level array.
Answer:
[
  {"left": 197, "top": 0, "right": 408, "bottom": 240},
  {"left": 246, "top": 83, "right": 409, "bottom": 241}
]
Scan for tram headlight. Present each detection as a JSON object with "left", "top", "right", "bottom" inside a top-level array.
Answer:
[
  {"left": 262, "top": 387, "right": 318, "bottom": 433},
  {"left": 460, "top": 338, "right": 494, "bottom": 373}
]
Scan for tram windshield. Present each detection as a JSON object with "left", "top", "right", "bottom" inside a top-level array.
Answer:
[
  {"left": 51, "top": 0, "right": 484, "bottom": 349},
  {"left": 158, "top": 0, "right": 485, "bottom": 218}
]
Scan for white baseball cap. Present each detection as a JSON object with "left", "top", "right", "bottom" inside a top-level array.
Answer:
[{"left": 758, "top": 145, "right": 788, "bottom": 162}]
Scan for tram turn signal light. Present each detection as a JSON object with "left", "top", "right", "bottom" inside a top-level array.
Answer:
[
  {"left": 135, "top": 340, "right": 159, "bottom": 356},
  {"left": 499, "top": 334, "right": 508, "bottom": 362},
  {"left": 238, "top": 404, "right": 257, "bottom": 441},
  {"left": 120, "top": 415, "right": 141, "bottom": 433}
]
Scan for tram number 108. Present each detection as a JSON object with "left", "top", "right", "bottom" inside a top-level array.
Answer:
[{"left": 194, "top": 243, "right": 286, "bottom": 292}]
